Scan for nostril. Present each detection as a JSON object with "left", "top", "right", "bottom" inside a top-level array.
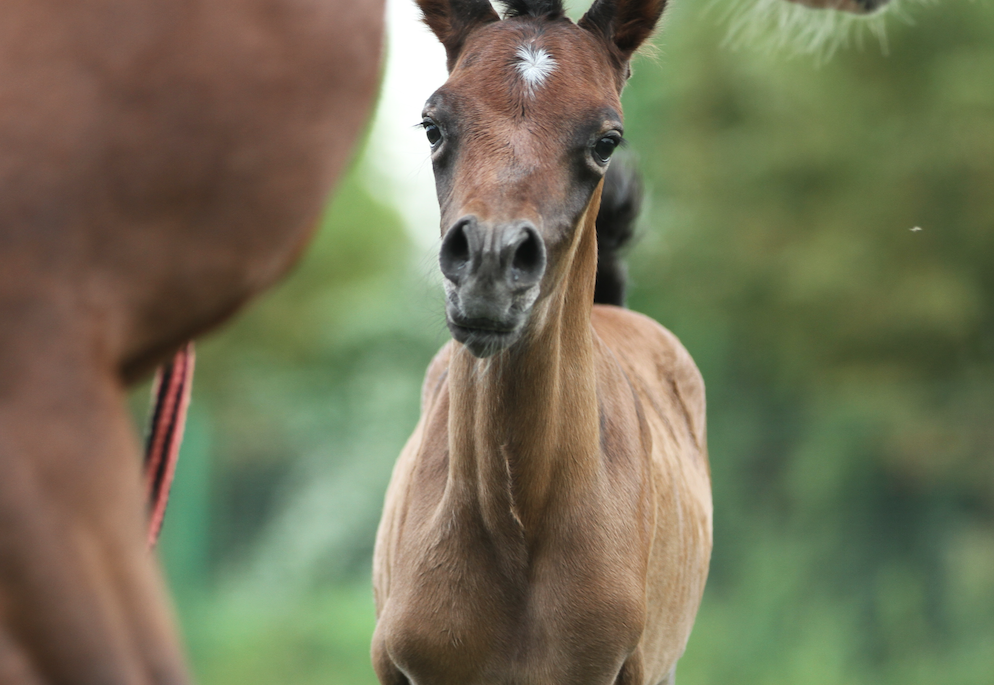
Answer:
[
  {"left": 439, "top": 220, "right": 472, "bottom": 283},
  {"left": 511, "top": 227, "right": 546, "bottom": 285}
]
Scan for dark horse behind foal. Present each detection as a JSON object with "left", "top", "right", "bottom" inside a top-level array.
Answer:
[{"left": 0, "top": 1, "right": 383, "bottom": 682}]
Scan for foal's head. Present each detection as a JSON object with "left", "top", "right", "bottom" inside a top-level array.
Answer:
[{"left": 418, "top": 0, "right": 665, "bottom": 357}]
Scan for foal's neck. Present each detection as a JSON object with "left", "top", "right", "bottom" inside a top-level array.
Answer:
[{"left": 446, "top": 186, "right": 603, "bottom": 541}]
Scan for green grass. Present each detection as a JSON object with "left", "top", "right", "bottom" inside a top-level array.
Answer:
[{"left": 180, "top": 584, "right": 380, "bottom": 685}]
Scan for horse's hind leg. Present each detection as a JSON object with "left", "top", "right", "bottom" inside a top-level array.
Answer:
[
  {"left": 0, "top": 625, "right": 43, "bottom": 685},
  {"left": 0, "top": 324, "right": 189, "bottom": 684}
]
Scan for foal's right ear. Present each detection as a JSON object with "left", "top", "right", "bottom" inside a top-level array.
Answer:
[
  {"left": 578, "top": 0, "right": 667, "bottom": 65},
  {"left": 416, "top": 0, "right": 501, "bottom": 71}
]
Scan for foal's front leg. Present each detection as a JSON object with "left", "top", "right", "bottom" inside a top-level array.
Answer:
[
  {"left": 371, "top": 632, "right": 410, "bottom": 685},
  {"left": 615, "top": 650, "right": 645, "bottom": 685}
]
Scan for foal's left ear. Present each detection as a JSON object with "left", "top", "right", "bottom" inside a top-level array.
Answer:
[
  {"left": 578, "top": 0, "right": 668, "bottom": 65},
  {"left": 416, "top": 0, "right": 501, "bottom": 71}
]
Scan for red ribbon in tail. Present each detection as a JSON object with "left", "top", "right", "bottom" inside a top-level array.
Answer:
[{"left": 144, "top": 342, "right": 195, "bottom": 549}]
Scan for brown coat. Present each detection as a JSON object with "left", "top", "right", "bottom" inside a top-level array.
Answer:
[
  {"left": 373, "top": 188, "right": 712, "bottom": 685},
  {"left": 0, "top": 1, "right": 383, "bottom": 681}
]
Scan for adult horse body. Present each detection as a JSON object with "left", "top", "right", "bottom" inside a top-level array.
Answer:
[
  {"left": 372, "top": 1, "right": 711, "bottom": 683},
  {"left": 0, "top": 0, "right": 383, "bottom": 682}
]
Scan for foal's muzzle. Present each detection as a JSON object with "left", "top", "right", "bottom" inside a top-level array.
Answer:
[{"left": 439, "top": 216, "right": 546, "bottom": 357}]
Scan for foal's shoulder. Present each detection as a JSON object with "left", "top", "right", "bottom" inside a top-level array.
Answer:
[
  {"left": 591, "top": 305, "right": 706, "bottom": 448},
  {"left": 591, "top": 305, "right": 699, "bottom": 376}
]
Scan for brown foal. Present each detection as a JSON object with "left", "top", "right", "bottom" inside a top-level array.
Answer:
[
  {"left": 0, "top": 1, "right": 382, "bottom": 682},
  {"left": 372, "top": 1, "right": 711, "bottom": 683}
]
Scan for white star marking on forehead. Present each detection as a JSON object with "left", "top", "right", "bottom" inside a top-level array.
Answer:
[{"left": 515, "top": 44, "right": 556, "bottom": 94}]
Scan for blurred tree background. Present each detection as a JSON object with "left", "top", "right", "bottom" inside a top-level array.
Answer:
[{"left": 139, "top": 0, "right": 994, "bottom": 682}]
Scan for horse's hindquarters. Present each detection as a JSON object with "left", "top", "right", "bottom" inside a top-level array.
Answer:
[
  {"left": 0, "top": 0, "right": 386, "bottom": 380},
  {"left": 0, "top": 0, "right": 385, "bottom": 681},
  {"left": 109, "top": 0, "right": 387, "bottom": 378}
]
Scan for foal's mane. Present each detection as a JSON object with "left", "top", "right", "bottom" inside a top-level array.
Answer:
[{"left": 498, "top": 0, "right": 566, "bottom": 19}]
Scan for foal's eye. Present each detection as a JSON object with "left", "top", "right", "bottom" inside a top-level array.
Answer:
[
  {"left": 593, "top": 135, "right": 620, "bottom": 165},
  {"left": 423, "top": 121, "right": 442, "bottom": 148}
]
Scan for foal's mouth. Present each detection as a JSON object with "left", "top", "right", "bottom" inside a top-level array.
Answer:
[{"left": 447, "top": 315, "right": 522, "bottom": 357}]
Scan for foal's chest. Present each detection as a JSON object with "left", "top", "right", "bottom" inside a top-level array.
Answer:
[{"left": 378, "top": 518, "right": 647, "bottom": 685}]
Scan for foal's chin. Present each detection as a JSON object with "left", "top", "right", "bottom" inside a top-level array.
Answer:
[{"left": 447, "top": 320, "right": 524, "bottom": 358}]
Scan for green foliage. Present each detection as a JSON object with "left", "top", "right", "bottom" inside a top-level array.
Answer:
[
  {"left": 624, "top": 0, "right": 994, "bottom": 681},
  {"left": 152, "top": 1, "right": 993, "bottom": 682},
  {"left": 182, "top": 584, "right": 379, "bottom": 685}
]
